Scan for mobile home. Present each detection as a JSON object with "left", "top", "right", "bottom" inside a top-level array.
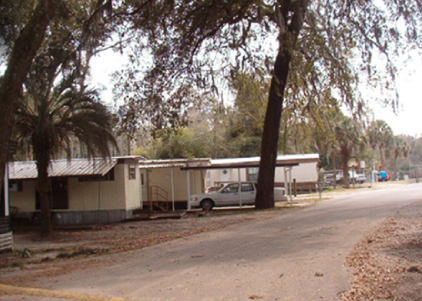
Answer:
[
  {"left": 207, "top": 154, "right": 320, "bottom": 192},
  {"left": 9, "top": 156, "right": 143, "bottom": 225}
]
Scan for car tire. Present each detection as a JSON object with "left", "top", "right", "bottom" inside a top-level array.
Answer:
[{"left": 201, "top": 199, "right": 214, "bottom": 211}]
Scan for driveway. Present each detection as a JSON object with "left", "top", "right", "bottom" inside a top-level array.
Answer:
[{"left": 1, "top": 183, "right": 421, "bottom": 300}]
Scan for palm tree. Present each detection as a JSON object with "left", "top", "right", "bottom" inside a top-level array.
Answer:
[
  {"left": 367, "top": 120, "right": 393, "bottom": 170},
  {"left": 392, "top": 136, "right": 410, "bottom": 180},
  {"left": 334, "top": 115, "right": 366, "bottom": 188},
  {"left": 14, "top": 87, "right": 117, "bottom": 235}
]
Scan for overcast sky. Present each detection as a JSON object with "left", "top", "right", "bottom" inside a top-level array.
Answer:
[
  {"left": 372, "top": 60, "right": 422, "bottom": 137},
  {"left": 90, "top": 50, "right": 422, "bottom": 138}
]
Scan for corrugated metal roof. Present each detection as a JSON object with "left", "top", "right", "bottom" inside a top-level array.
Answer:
[
  {"left": 210, "top": 153, "right": 319, "bottom": 165},
  {"left": 110, "top": 155, "right": 146, "bottom": 161},
  {"left": 140, "top": 163, "right": 188, "bottom": 169},
  {"left": 181, "top": 153, "right": 320, "bottom": 170},
  {"left": 8, "top": 158, "right": 118, "bottom": 180},
  {"left": 138, "top": 158, "right": 211, "bottom": 169}
]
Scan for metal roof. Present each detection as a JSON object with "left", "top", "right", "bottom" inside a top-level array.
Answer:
[
  {"left": 138, "top": 158, "right": 211, "bottom": 169},
  {"left": 210, "top": 153, "right": 319, "bottom": 165},
  {"left": 8, "top": 158, "right": 119, "bottom": 180},
  {"left": 110, "top": 155, "right": 147, "bottom": 161},
  {"left": 183, "top": 154, "right": 319, "bottom": 170}
]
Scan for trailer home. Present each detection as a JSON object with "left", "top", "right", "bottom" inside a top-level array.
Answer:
[
  {"left": 8, "top": 156, "right": 144, "bottom": 225},
  {"left": 207, "top": 154, "right": 320, "bottom": 192}
]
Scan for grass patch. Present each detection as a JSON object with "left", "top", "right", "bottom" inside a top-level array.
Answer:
[
  {"left": 297, "top": 197, "right": 327, "bottom": 203},
  {"left": 13, "top": 247, "right": 33, "bottom": 259},
  {"left": 56, "top": 248, "right": 108, "bottom": 259},
  {"left": 11, "top": 262, "right": 24, "bottom": 269},
  {"left": 41, "top": 257, "right": 53, "bottom": 262}
]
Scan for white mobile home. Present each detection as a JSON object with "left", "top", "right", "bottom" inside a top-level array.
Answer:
[
  {"left": 9, "top": 156, "right": 143, "bottom": 225},
  {"left": 207, "top": 154, "right": 320, "bottom": 192}
]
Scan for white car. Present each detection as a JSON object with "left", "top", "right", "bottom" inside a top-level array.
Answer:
[
  {"left": 189, "top": 182, "right": 287, "bottom": 210},
  {"left": 335, "top": 171, "right": 366, "bottom": 184}
]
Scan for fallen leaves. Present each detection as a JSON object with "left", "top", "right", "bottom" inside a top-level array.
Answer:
[
  {"left": 249, "top": 295, "right": 264, "bottom": 299},
  {"left": 341, "top": 205, "right": 422, "bottom": 301}
]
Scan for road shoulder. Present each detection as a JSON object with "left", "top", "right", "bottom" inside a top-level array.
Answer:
[{"left": 342, "top": 200, "right": 422, "bottom": 300}]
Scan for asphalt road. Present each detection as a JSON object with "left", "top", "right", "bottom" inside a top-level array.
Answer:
[{"left": 3, "top": 183, "right": 422, "bottom": 301}]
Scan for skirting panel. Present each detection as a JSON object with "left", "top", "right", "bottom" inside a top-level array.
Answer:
[
  {"left": 0, "top": 232, "right": 13, "bottom": 251},
  {"left": 52, "top": 209, "right": 129, "bottom": 225}
]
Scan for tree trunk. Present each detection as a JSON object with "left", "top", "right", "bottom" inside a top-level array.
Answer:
[
  {"left": 0, "top": 0, "right": 58, "bottom": 192},
  {"left": 331, "top": 151, "right": 337, "bottom": 188},
  {"left": 36, "top": 155, "right": 52, "bottom": 235},
  {"left": 379, "top": 145, "right": 386, "bottom": 170},
  {"left": 255, "top": 0, "right": 309, "bottom": 209},
  {"left": 393, "top": 155, "right": 398, "bottom": 180},
  {"left": 341, "top": 148, "right": 350, "bottom": 188},
  {"left": 255, "top": 48, "right": 290, "bottom": 209}
]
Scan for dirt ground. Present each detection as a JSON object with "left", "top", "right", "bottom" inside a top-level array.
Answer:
[
  {"left": 0, "top": 207, "right": 300, "bottom": 271},
  {"left": 341, "top": 201, "right": 422, "bottom": 301},
  {"left": 1, "top": 190, "right": 422, "bottom": 300}
]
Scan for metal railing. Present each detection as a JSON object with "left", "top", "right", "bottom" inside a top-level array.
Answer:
[{"left": 148, "top": 186, "right": 170, "bottom": 211}]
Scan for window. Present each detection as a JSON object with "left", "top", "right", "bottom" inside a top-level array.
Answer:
[
  {"left": 9, "top": 180, "right": 23, "bottom": 192},
  {"left": 129, "top": 163, "right": 136, "bottom": 180},
  {"left": 223, "top": 183, "right": 239, "bottom": 193},
  {"left": 247, "top": 168, "right": 259, "bottom": 182},
  {"left": 241, "top": 183, "right": 254, "bottom": 192}
]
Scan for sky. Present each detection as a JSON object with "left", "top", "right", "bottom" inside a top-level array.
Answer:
[
  {"left": 89, "top": 50, "right": 422, "bottom": 138},
  {"left": 371, "top": 61, "right": 422, "bottom": 137}
]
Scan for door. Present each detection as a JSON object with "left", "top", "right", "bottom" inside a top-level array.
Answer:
[
  {"left": 36, "top": 178, "right": 68, "bottom": 210},
  {"left": 218, "top": 183, "right": 240, "bottom": 206},
  {"left": 140, "top": 169, "right": 148, "bottom": 204},
  {"left": 51, "top": 178, "right": 68, "bottom": 209},
  {"left": 220, "top": 169, "right": 230, "bottom": 182},
  {"left": 240, "top": 183, "right": 255, "bottom": 205}
]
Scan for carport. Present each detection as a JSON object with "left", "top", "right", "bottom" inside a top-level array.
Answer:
[
  {"left": 182, "top": 158, "right": 299, "bottom": 210},
  {"left": 138, "top": 159, "right": 210, "bottom": 212}
]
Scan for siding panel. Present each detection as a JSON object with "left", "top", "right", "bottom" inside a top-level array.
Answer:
[
  {"left": 0, "top": 217, "right": 12, "bottom": 251},
  {"left": 0, "top": 216, "right": 11, "bottom": 234}
]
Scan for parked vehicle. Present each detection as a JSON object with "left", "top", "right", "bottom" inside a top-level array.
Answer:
[
  {"left": 349, "top": 171, "right": 366, "bottom": 184},
  {"left": 337, "top": 171, "right": 366, "bottom": 184},
  {"left": 378, "top": 171, "right": 390, "bottom": 181},
  {"left": 189, "top": 182, "right": 287, "bottom": 210}
]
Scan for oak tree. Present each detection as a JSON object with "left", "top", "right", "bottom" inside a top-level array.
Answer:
[{"left": 112, "top": 0, "right": 421, "bottom": 208}]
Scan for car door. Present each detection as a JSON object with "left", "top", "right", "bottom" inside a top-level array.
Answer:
[
  {"left": 218, "top": 183, "right": 240, "bottom": 206},
  {"left": 240, "top": 183, "right": 255, "bottom": 205}
]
